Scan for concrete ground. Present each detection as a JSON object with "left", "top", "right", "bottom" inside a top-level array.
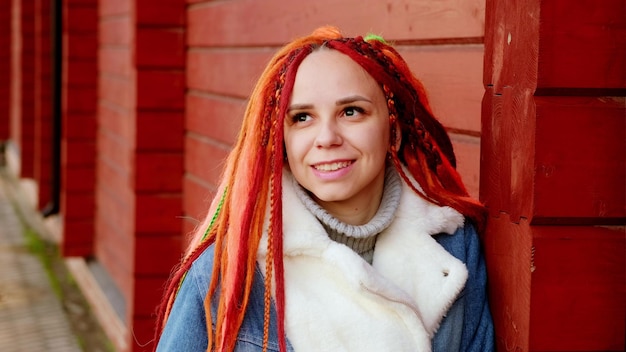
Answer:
[{"left": 0, "top": 165, "right": 112, "bottom": 351}]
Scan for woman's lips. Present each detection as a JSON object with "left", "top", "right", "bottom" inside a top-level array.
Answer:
[
  {"left": 312, "top": 160, "right": 352, "bottom": 171},
  {"left": 311, "top": 160, "right": 354, "bottom": 180}
]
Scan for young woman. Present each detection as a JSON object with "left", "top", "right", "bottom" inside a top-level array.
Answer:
[{"left": 154, "top": 26, "right": 494, "bottom": 352}]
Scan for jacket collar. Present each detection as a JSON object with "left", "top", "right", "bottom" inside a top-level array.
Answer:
[{"left": 259, "top": 168, "right": 467, "bottom": 338}]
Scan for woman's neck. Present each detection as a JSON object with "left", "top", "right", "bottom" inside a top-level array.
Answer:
[{"left": 292, "top": 167, "right": 402, "bottom": 263}]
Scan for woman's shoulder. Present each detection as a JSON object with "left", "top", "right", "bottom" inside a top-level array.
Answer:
[
  {"left": 432, "top": 220, "right": 481, "bottom": 263},
  {"left": 185, "top": 244, "right": 217, "bottom": 294}
]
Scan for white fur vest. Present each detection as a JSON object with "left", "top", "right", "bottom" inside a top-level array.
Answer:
[{"left": 257, "top": 170, "right": 467, "bottom": 352}]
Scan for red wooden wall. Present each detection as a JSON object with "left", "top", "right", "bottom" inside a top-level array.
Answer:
[
  {"left": 3, "top": 1, "right": 485, "bottom": 351},
  {"left": 9, "top": 1, "right": 623, "bottom": 351},
  {"left": 184, "top": 0, "right": 487, "bottom": 238},
  {"left": 95, "top": 0, "right": 186, "bottom": 349},
  {"left": 482, "top": 0, "right": 625, "bottom": 350},
  {"left": 0, "top": 0, "right": 10, "bottom": 142}
]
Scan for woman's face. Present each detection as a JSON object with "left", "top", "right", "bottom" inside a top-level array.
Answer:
[{"left": 284, "top": 49, "right": 390, "bottom": 225}]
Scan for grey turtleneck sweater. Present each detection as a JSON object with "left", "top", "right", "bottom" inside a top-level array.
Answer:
[{"left": 292, "top": 167, "right": 402, "bottom": 264}]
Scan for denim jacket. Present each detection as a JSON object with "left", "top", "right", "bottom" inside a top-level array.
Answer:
[{"left": 157, "top": 171, "right": 494, "bottom": 351}]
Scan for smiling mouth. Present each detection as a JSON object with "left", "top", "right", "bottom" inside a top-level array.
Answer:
[{"left": 313, "top": 161, "right": 353, "bottom": 171}]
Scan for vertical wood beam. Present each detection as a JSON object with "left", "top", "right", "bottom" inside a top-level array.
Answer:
[{"left": 482, "top": 0, "right": 625, "bottom": 350}]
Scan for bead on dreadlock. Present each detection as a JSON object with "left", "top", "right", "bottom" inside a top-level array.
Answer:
[{"left": 383, "top": 84, "right": 399, "bottom": 153}]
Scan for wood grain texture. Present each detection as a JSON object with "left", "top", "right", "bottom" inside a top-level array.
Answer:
[
  {"left": 533, "top": 96, "right": 626, "bottom": 224},
  {"left": 530, "top": 225, "right": 625, "bottom": 351},
  {"left": 537, "top": 0, "right": 626, "bottom": 89},
  {"left": 483, "top": 214, "right": 533, "bottom": 352},
  {"left": 482, "top": 0, "right": 626, "bottom": 350},
  {"left": 482, "top": 0, "right": 539, "bottom": 92},
  {"left": 450, "top": 133, "right": 480, "bottom": 199},
  {"left": 188, "top": 0, "right": 485, "bottom": 47}
]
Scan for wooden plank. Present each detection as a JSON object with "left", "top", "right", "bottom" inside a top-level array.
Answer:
[
  {"left": 482, "top": 0, "right": 540, "bottom": 94},
  {"left": 136, "top": 111, "right": 184, "bottom": 151},
  {"left": 483, "top": 214, "right": 533, "bottom": 352},
  {"left": 481, "top": 85, "right": 535, "bottom": 221},
  {"left": 186, "top": 48, "right": 272, "bottom": 98},
  {"left": 186, "top": 91, "right": 246, "bottom": 146},
  {"left": 134, "top": 236, "right": 183, "bottom": 275},
  {"left": 135, "top": 0, "right": 186, "bottom": 26},
  {"left": 98, "top": 74, "right": 134, "bottom": 110},
  {"left": 187, "top": 46, "right": 483, "bottom": 132},
  {"left": 133, "top": 152, "right": 183, "bottom": 192},
  {"left": 450, "top": 133, "right": 480, "bottom": 199},
  {"left": 188, "top": 0, "right": 485, "bottom": 47},
  {"left": 98, "top": 0, "right": 130, "bottom": 18},
  {"left": 480, "top": 87, "right": 508, "bottom": 216},
  {"left": 98, "top": 15, "right": 131, "bottom": 46},
  {"left": 94, "top": 191, "right": 133, "bottom": 301},
  {"left": 183, "top": 176, "right": 215, "bottom": 231},
  {"left": 135, "top": 28, "right": 185, "bottom": 69},
  {"left": 0, "top": 0, "right": 10, "bottom": 140},
  {"left": 399, "top": 45, "right": 483, "bottom": 133},
  {"left": 96, "top": 128, "right": 132, "bottom": 172},
  {"left": 136, "top": 69, "right": 185, "bottom": 110},
  {"left": 530, "top": 225, "right": 625, "bottom": 351},
  {"left": 538, "top": 0, "right": 626, "bottom": 89},
  {"left": 533, "top": 96, "right": 626, "bottom": 225},
  {"left": 97, "top": 103, "right": 134, "bottom": 146},
  {"left": 185, "top": 134, "right": 230, "bottom": 188}
]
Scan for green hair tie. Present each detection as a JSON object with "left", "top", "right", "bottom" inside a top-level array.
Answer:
[
  {"left": 364, "top": 33, "right": 387, "bottom": 44},
  {"left": 200, "top": 186, "right": 227, "bottom": 242},
  {"left": 175, "top": 187, "right": 228, "bottom": 296}
]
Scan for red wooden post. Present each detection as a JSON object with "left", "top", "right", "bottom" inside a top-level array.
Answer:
[
  {"left": 131, "top": 1, "right": 186, "bottom": 346},
  {"left": 0, "top": 1, "right": 10, "bottom": 142},
  {"left": 9, "top": 0, "right": 36, "bottom": 178},
  {"left": 482, "top": 0, "right": 625, "bottom": 350},
  {"left": 33, "top": 0, "right": 52, "bottom": 209},
  {"left": 60, "top": 0, "right": 98, "bottom": 257}
]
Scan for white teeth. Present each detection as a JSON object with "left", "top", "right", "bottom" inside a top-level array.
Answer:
[{"left": 314, "top": 161, "right": 351, "bottom": 171}]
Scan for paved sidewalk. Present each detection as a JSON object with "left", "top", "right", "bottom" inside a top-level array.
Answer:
[{"left": 0, "top": 172, "right": 82, "bottom": 351}]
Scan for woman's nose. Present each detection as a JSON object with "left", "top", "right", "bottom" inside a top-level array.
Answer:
[{"left": 314, "top": 118, "right": 343, "bottom": 148}]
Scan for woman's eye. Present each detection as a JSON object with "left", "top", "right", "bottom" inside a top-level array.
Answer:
[
  {"left": 292, "top": 113, "right": 310, "bottom": 123},
  {"left": 344, "top": 106, "right": 364, "bottom": 117}
]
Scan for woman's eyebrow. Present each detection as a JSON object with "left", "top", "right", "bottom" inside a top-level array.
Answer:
[
  {"left": 287, "top": 103, "right": 313, "bottom": 112},
  {"left": 288, "top": 95, "right": 371, "bottom": 112},
  {"left": 336, "top": 95, "right": 372, "bottom": 105}
]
